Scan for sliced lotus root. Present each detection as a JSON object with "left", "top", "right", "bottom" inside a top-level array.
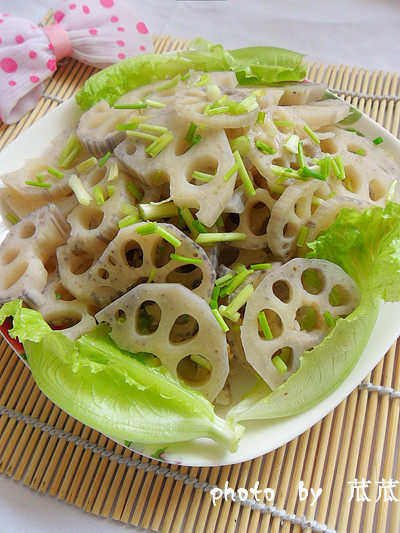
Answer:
[
  {"left": 95, "top": 283, "right": 229, "bottom": 401},
  {"left": 267, "top": 179, "right": 330, "bottom": 261},
  {"left": 241, "top": 258, "right": 361, "bottom": 389},
  {"left": 218, "top": 243, "right": 274, "bottom": 270},
  {"left": 115, "top": 108, "right": 236, "bottom": 226},
  {"left": 278, "top": 82, "right": 327, "bottom": 105},
  {"left": 281, "top": 99, "right": 350, "bottom": 130},
  {"left": 190, "top": 71, "right": 238, "bottom": 89},
  {"left": 0, "top": 204, "right": 69, "bottom": 307},
  {"left": 32, "top": 274, "right": 96, "bottom": 341},
  {"left": 58, "top": 221, "right": 216, "bottom": 308}
]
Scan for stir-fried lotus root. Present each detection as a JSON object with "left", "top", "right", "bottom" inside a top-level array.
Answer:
[
  {"left": 58, "top": 221, "right": 216, "bottom": 308},
  {"left": 0, "top": 204, "right": 69, "bottom": 307},
  {"left": 267, "top": 179, "right": 331, "bottom": 261},
  {"left": 96, "top": 283, "right": 229, "bottom": 401},
  {"left": 115, "top": 108, "right": 236, "bottom": 226},
  {"left": 241, "top": 258, "right": 361, "bottom": 389}
]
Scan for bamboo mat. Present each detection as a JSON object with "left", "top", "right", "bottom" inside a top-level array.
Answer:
[{"left": 1, "top": 18, "right": 400, "bottom": 532}]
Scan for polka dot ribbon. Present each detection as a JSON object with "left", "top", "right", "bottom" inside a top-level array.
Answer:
[{"left": 0, "top": 0, "right": 153, "bottom": 123}]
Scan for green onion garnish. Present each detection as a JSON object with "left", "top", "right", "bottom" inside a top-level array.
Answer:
[
  {"left": 47, "top": 167, "right": 64, "bottom": 180},
  {"left": 115, "top": 122, "right": 139, "bottom": 131},
  {"left": 107, "top": 184, "right": 115, "bottom": 198},
  {"left": 114, "top": 101, "right": 147, "bottom": 109},
  {"left": 92, "top": 185, "right": 105, "bottom": 206},
  {"left": 330, "top": 157, "right": 340, "bottom": 178},
  {"left": 212, "top": 309, "right": 229, "bottom": 332},
  {"left": 329, "top": 287, "right": 341, "bottom": 307},
  {"left": 255, "top": 140, "right": 276, "bottom": 155},
  {"left": 206, "top": 83, "right": 222, "bottom": 101},
  {"left": 145, "top": 131, "right": 174, "bottom": 157},
  {"left": 145, "top": 99, "right": 167, "bottom": 109},
  {"left": 6, "top": 213, "right": 19, "bottom": 225},
  {"left": 136, "top": 222, "right": 157, "bottom": 235},
  {"left": 55, "top": 293, "right": 62, "bottom": 300},
  {"left": 139, "top": 201, "right": 178, "bottom": 220},
  {"left": 126, "top": 182, "right": 144, "bottom": 202},
  {"left": 215, "top": 273, "right": 235, "bottom": 286},
  {"left": 193, "top": 220, "right": 208, "bottom": 234},
  {"left": 299, "top": 167, "right": 326, "bottom": 181},
  {"left": 373, "top": 136, "right": 383, "bottom": 145},
  {"left": 185, "top": 133, "right": 202, "bottom": 152},
  {"left": 155, "top": 225, "right": 181, "bottom": 248},
  {"left": 233, "top": 263, "right": 246, "bottom": 273},
  {"left": 258, "top": 311, "right": 273, "bottom": 340},
  {"left": 207, "top": 105, "right": 230, "bottom": 116},
  {"left": 273, "top": 120, "right": 295, "bottom": 128},
  {"left": 333, "top": 155, "right": 345, "bottom": 180},
  {"left": 195, "top": 74, "right": 210, "bottom": 87},
  {"left": 147, "top": 267, "right": 157, "bottom": 283},
  {"left": 58, "top": 134, "right": 82, "bottom": 168},
  {"left": 184, "top": 122, "right": 198, "bottom": 144},
  {"left": 192, "top": 170, "right": 215, "bottom": 183},
  {"left": 61, "top": 145, "right": 82, "bottom": 170},
  {"left": 181, "top": 72, "right": 190, "bottom": 81},
  {"left": 223, "top": 163, "right": 239, "bottom": 182},
  {"left": 127, "top": 131, "right": 158, "bottom": 142},
  {"left": 68, "top": 174, "right": 91, "bottom": 206},
  {"left": 107, "top": 161, "right": 119, "bottom": 181},
  {"left": 77, "top": 157, "right": 98, "bottom": 173},
  {"left": 230, "top": 135, "right": 250, "bottom": 155},
  {"left": 219, "top": 304, "right": 240, "bottom": 323},
  {"left": 140, "top": 123, "right": 169, "bottom": 134},
  {"left": 25, "top": 180, "right": 51, "bottom": 188},
  {"left": 257, "top": 111, "right": 265, "bottom": 123},
  {"left": 356, "top": 149, "right": 365, "bottom": 156},
  {"left": 212, "top": 285, "right": 221, "bottom": 301},
  {"left": 203, "top": 102, "right": 213, "bottom": 115},
  {"left": 118, "top": 212, "right": 140, "bottom": 228},
  {"left": 284, "top": 134, "right": 300, "bottom": 154},
  {"left": 272, "top": 355, "right": 287, "bottom": 374},
  {"left": 170, "top": 253, "right": 202, "bottom": 265},
  {"left": 98, "top": 151, "right": 111, "bottom": 167},
  {"left": 303, "top": 124, "right": 320, "bottom": 145},
  {"left": 224, "top": 268, "right": 252, "bottom": 295},
  {"left": 269, "top": 164, "right": 299, "bottom": 178},
  {"left": 297, "top": 141, "right": 305, "bottom": 168},
  {"left": 224, "top": 283, "right": 254, "bottom": 316},
  {"left": 178, "top": 207, "right": 198, "bottom": 237},
  {"left": 386, "top": 179, "right": 398, "bottom": 202},
  {"left": 269, "top": 182, "right": 286, "bottom": 195},
  {"left": 300, "top": 309, "right": 316, "bottom": 332},
  {"left": 250, "top": 263, "right": 271, "bottom": 270},
  {"left": 209, "top": 300, "right": 218, "bottom": 310},
  {"left": 319, "top": 156, "right": 331, "bottom": 178},
  {"left": 156, "top": 74, "right": 180, "bottom": 92},
  {"left": 216, "top": 215, "right": 224, "bottom": 228},
  {"left": 35, "top": 173, "right": 45, "bottom": 183},
  {"left": 195, "top": 232, "right": 247, "bottom": 245},
  {"left": 233, "top": 150, "right": 255, "bottom": 197},
  {"left": 323, "top": 310, "right": 335, "bottom": 328},
  {"left": 239, "top": 94, "right": 258, "bottom": 113},
  {"left": 120, "top": 203, "right": 138, "bottom": 216},
  {"left": 296, "top": 226, "right": 309, "bottom": 247},
  {"left": 117, "top": 316, "right": 126, "bottom": 324},
  {"left": 153, "top": 170, "right": 164, "bottom": 184}
]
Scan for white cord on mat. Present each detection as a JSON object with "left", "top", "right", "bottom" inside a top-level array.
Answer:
[{"left": 359, "top": 382, "right": 400, "bottom": 398}]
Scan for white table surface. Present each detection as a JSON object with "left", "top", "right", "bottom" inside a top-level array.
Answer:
[{"left": 0, "top": 1, "right": 399, "bottom": 532}]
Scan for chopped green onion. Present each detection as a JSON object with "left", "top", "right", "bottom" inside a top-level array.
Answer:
[
  {"left": 268, "top": 182, "right": 286, "bottom": 195},
  {"left": 224, "top": 268, "right": 252, "bottom": 295},
  {"left": 284, "top": 134, "right": 300, "bottom": 154},
  {"left": 193, "top": 220, "right": 208, "bottom": 234},
  {"left": 212, "top": 309, "right": 229, "bottom": 332},
  {"left": 114, "top": 101, "right": 147, "bottom": 109},
  {"left": 233, "top": 150, "right": 255, "bottom": 197},
  {"left": 107, "top": 184, "right": 115, "bottom": 198},
  {"left": 68, "top": 174, "right": 91, "bottom": 206},
  {"left": 273, "top": 120, "right": 295, "bottom": 128},
  {"left": 195, "top": 74, "right": 210, "bottom": 87},
  {"left": 192, "top": 170, "right": 215, "bottom": 183},
  {"left": 323, "top": 310, "right": 335, "bottom": 328},
  {"left": 330, "top": 157, "right": 340, "bottom": 178},
  {"left": 145, "top": 131, "right": 174, "bottom": 157},
  {"left": 55, "top": 293, "right": 62, "bottom": 300},
  {"left": 46, "top": 167, "right": 64, "bottom": 179},
  {"left": 356, "top": 149, "right": 365, "bottom": 156},
  {"left": 223, "top": 163, "right": 239, "bottom": 182},
  {"left": 386, "top": 179, "right": 398, "bottom": 202},
  {"left": 239, "top": 94, "right": 258, "bottom": 112},
  {"left": 140, "top": 123, "right": 169, "bottom": 134},
  {"left": 272, "top": 355, "right": 287, "bottom": 374},
  {"left": 35, "top": 173, "right": 45, "bottom": 183},
  {"left": 6, "top": 213, "right": 19, "bottom": 224},
  {"left": 297, "top": 226, "right": 309, "bottom": 247},
  {"left": 156, "top": 74, "right": 180, "bottom": 92},
  {"left": 147, "top": 267, "right": 157, "bottom": 283},
  {"left": 155, "top": 225, "right": 181, "bottom": 248},
  {"left": 215, "top": 273, "right": 235, "bottom": 286},
  {"left": 58, "top": 134, "right": 81, "bottom": 168},
  {"left": 115, "top": 122, "right": 139, "bottom": 131},
  {"left": 300, "top": 309, "right": 316, "bottom": 332},
  {"left": 126, "top": 182, "right": 144, "bottom": 202},
  {"left": 170, "top": 253, "right": 202, "bottom": 265},
  {"left": 250, "top": 262, "right": 271, "bottom": 270},
  {"left": 118, "top": 316, "right": 127, "bottom": 324},
  {"left": 25, "top": 180, "right": 51, "bottom": 188},
  {"left": 311, "top": 196, "right": 325, "bottom": 207},
  {"left": 190, "top": 355, "right": 212, "bottom": 370},
  {"left": 184, "top": 122, "right": 198, "bottom": 144},
  {"left": 203, "top": 102, "right": 213, "bottom": 115},
  {"left": 216, "top": 215, "right": 224, "bottom": 228},
  {"left": 98, "top": 151, "right": 111, "bottom": 167},
  {"left": 195, "top": 232, "right": 247, "bottom": 245},
  {"left": 60, "top": 144, "right": 82, "bottom": 169},
  {"left": 217, "top": 94, "right": 228, "bottom": 106},
  {"left": 373, "top": 136, "right": 383, "bottom": 145},
  {"left": 329, "top": 287, "right": 341, "bottom": 307},
  {"left": 136, "top": 222, "right": 157, "bottom": 235},
  {"left": 92, "top": 185, "right": 105, "bottom": 206},
  {"left": 145, "top": 99, "right": 167, "bottom": 109},
  {"left": 258, "top": 311, "right": 273, "bottom": 340},
  {"left": 139, "top": 201, "right": 178, "bottom": 220},
  {"left": 270, "top": 164, "right": 299, "bottom": 178},
  {"left": 303, "top": 269, "right": 321, "bottom": 291},
  {"left": 297, "top": 141, "right": 305, "bottom": 168},
  {"left": 206, "top": 83, "right": 221, "bottom": 101},
  {"left": 209, "top": 300, "right": 218, "bottom": 310},
  {"left": 185, "top": 133, "right": 202, "bottom": 152},
  {"left": 107, "top": 161, "right": 119, "bottom": 181},
  {"left": 233, "top": 263, "right": 246, "bottom": 274},
  {"left": 127, "top": 131, "right": 158, "bottom": 142},
  {"left": 181, "top": 72, "right": 190, "bottom": 81},
  {"left": 118, "top": 212, "right": 140, "bottom": 228},
  {"left": 77, "top": 157, "right": 98, "bottom": 173},
  {"left": 255, "top": 139, "right": 276, "bottom": 155},
  {"left": 207, "top": 105, "right": 230, "bottom": 116},
  {"left": 219, "top": 304, "right": 240, "bottom": 322},
  {"left": 153, "top": 170, "right": 164, "bottom": 184},
  {"left": 257, "top": 111, "right": 265, "bottom": 123},
  {"left": 212, "top": 285, "right": 221, "bottom": 301},
  {"left": 224, "top": 283, "right": 254, "bottom": 316},
  {"left": 303, "top": 124, "right": 320, "bottom": 145},
  {"left": 319, "top": 156, "right": 331, "bottom": 178},
  {"left": 230, "top": 135, "right": 250, "bottom": 155},
  {"left": 120, "top": 203, "right": 138, "bottom": 216},
  {"left": 299, "top": 167, "right": 326, "bottom": 181},
  {"left": 333, "top": 155, "right": 345, "bottom": 180},
  {"left": 178, "top": 207, "right": 198, "bottom": 237}
]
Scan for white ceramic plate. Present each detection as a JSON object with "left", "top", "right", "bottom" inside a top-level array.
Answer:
[{"left": 1, "top": 98, "right": 400, "bottom": 467}]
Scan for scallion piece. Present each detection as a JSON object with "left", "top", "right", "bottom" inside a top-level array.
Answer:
[
  {"left": 98, "top": 151, "right": 111, "bottom": 167},
  {"left": 270, "top": 164, "right": 298, "bottom": 177},
  {"left": 58, "top": 134, "right": 81, "bottom": 167},
  {"left": 230, "top": 135, "right": 250, "bottom": 155},
  {"left": 323, "top": 310, "right": 335, "bottom": 328},
  {"left": 185, "top": 133, "right": 202, "bottom": 152},
  {"left": 386, "top": 179, "right": 398, "bottom": 202},
  {"left": 319, "top": 156, "right": 331, "bottom": 178},
  {"left": 272, "top": 355, "right": 287, "bottom": 374},
  {"left": 107, "top": 184, "right": 115, "bottom": 198},
  {"left": 6, "top": 213, "right": 19, "bottom": 224},
  {"left": 233, "top": 263, "right": 246, "bottom": 273},
  {"left": 211, "top": 285, "right": 220, "bottom": 301},
  {"left": 153, "top": 170, "right": 164, "bottom": 184},
  {"left": 212, "top": 309, "right": 229, "bottom": 332},
  {"left": 330, "top": 157, "right": 340, "bottom": 177},
  {"left": 333, "top": 155, "right": 345, "bottom": 180},
  {"left": 140, "top": 123, "right": 169, "bottom": 134},
  {"left": 233, "top": 150, "right": 255, "bottom": 197},
  {"left": 207, "top": 105, "right": 229, "bottom": 116},
  {"left": 127, "top": 131, "right": 158, "bottom": 142},
  {"left": 107, "top": 161, "right": 119, "bottom": 181},
  {"left": 156, "top": 74, "right": 180, "bottom": 92},
  {"left": 273, "top": 120, "right": 295, "bottom": 128},
  {"left": 296, "top": 226, "right": 309, "bottom": 247},
  {"left": 299, "top": 167, "right": 326, "bottom": 181},
  {"left": 46, "top": 167, "right": 63, "bottom": 180},
  {"left": 77, "top": 157, "right": 98, "bottom": 173},
  {"left": 216, "top": 215, "right": 224, "bottom": 227},
  {"left": 60, "top": 144, "right": 82, "bottom": 169},
  {"left": 139, "top": 201, "right": 178, "bottom": 220},
  {"left": 224, "top": 268, "right": 252, "bottom": 295},
  {"left": 155, "top": 225, "right": 181, "bottom": 248},
  {"left": 35, "top": 173, "right": 45, "bottom": 183},
  {"left": 219, "top": 304, "right": 240, "bottom": 322},
  {"left": 356, "top": 148, "right": 365, "bottom": 156},
  {"left": 120, "top": 203, "right": 138, "bottom": 216},
  {"left": 203, "top": 102, "right": 213, "bottom": 115},
  {"left": 184, "top": 122, "right": 198, "bottom": 144},
  {"left": 258, "top": 311, "right": 273, "bottom": 340},
  {"left": 193, "top": 220, "right": 208, "bottom": 233},
  {"left": 115, "top": 122, "right": 139, "bottom": 131},
  {"left": 92, "top": 185, "right": 105, "bottom": 206},
  {"left": 206, "top": 83, "right": 221, "bottom": 101},
  {"left": 373, "top": 136, "right": 383, "bottom": 145},
  {"left": 126, "top": 182, "right": 144, "bottom": 202},
  {"left": 297, "top": 141, "right": 305, "bottom": 168},
  {"left": 300, "top": 309, "right": 316, "bottom": 332},
  {"left": 255, "top": 139, "right": 276, "bottom": 155},
  {"left": 284, "top": 134, "right": 300, "bottom": 154},
  {"left": 145, "top": 99, "right": 167, "bottom": 109},
  {"left": 303, "top": 124, "right": 320, "bottom": 145},
  {"left": 224, "top": 283, "right": 254, "bottom": 316},
  {"left": 257, "top": 111, "right": 265, "bottom": 123},
  {"left": 145, "top": 131, "right": 174, "bottom": 157},
  {"left": 195, "top": 232, "right": 247, "bottom": 245},
  {"left": 239, "top": 94, "right": 258, "bottom": 112},
  {"left": 195, "top": 74, "right": 210, "bottom": 87},
  {"left": 223, "top": 163, "right": 239, "bottom": 182},
  {"left": 215, "top": 273, "right": 235, "bottom": 286},
  {"left": 170, "top": 253, "right": 202, "bottom": 265},
  {"left": 25, "top": 180, "right": 51, "bottom": 188},
  {"left": 217, "top": 94, "right": 228, "bottom": 106},
  {"left": 269, "top": 182, "right": 286, "bottom": 196},
  {"left": 136, "top": 222, "right": 157, "bottom": 235},
  {"left": 250, "top": 262, "right": 271, "bottom": 270},
  {"left": 118, "top": 212, "right": 140, "bottom": 228},
  {"left": 209, "top": 300, "right": 218, "bottom": 310},
  {"left": 147, "top": 267, "right": 157, "bottom": 283},
  {"left": 68, "top": 174, "right": 91, "bottom": 206},
  {"left": 181, "top": 72, "right": 190, "bottom": 81},
  {"left": 192, "top": 170, "right": 215, "bottom": 183},
  {"left": 114, "top": 102, "right": 147, "bottom": 109},
  {"left": 178, "top": 207, "right": 198, "bottom": 237}
]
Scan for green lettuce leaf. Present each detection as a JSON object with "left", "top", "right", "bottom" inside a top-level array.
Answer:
[
  {"left": 75, "top": 38, "right": 306, "bottom": 110},
  {"left": 228, "top": 202, "right": 400, "bottom": 422},
  {"left": 1, "top": 304, "right": 243, "bottom": 451}
]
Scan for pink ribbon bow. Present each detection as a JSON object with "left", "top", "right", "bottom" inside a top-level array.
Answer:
[{"left": 0, "top": 0, "right": 153, "bottom": 124}]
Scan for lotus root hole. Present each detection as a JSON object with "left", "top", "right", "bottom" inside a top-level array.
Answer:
[
  {"left": 271, "top": 346, "right": 293, "bottom": 371},
  {"left": 97, "top": 268, "right": 110, "bottom": 280},
  {"left": 219, "top": 244, "right": 239, "bottom": 267},
  {"left": 153, "top": 239, "right": 174, "bottom": 268},
  {"left": 272, "top": 280, "right": 291, "bottom": 303},
  {"left": 301, "top": 268, "right": 325, "bottom": 295},
  {"left": 272, "top": 157, "right": 287, "bottom": 167},
  {"left": 174, "top": 133, "right": 190, "bottom": 157},
  {"left": 78, "top": 207, "right": 104, "bottom": 230},
  {"left": 258, "top": 309, "right": 283, "bottom": 339},
  {"left": 1, "top": 248, "right": 19, "bottom": 266},
  {"left": 86, "top": 167, "right": 107, "bottom": 187},
  {"left": 249, "top": 202, "right": 270, "bottom": 236},
  {"left": 54, "top": 282, "right": 76, "bottom": 301},
  {"left": 251, "top": 167, "right": 269, "bottom": 190},
  {"left": 176, "top": 355, "right": 212, "bottom": 385},
  {"left": 295, "top": 305, "right": 322, "bottom": 332},
  {"left": 187, "top": 156, "right": 219, "bottom": 186},
  {"left": 224, "top": 213, "right": 240, "bottom": 233},
  {"left": 44, "top": 256, "right": 58, "bottom": 275},
  {"left": 343, "top": 165, "right": 361, "bottom": 193},
  {"left": 283, "top": 222, "right": 298, "bottom": 238},
  {"left": 18, "top": 222, "right": 35, "bottom": 239},
  {"left": 46, "top": 311, "right": 83, "bottom": 329},
  {"left": 320, "top": 138, "right": 339, "bottom": 154},
  {"left": 107, "top": 254, "right": 117, "bottom": 266},
  {"left": 1, "top": 260, "right": 28, "bottom": 289},
  {"left": 165, "top": 265, "right": 203, "bottom": 291},
  {"left": 169, "top": 314, "right": 199, "bottom": 344},
  {"left": 70, "top": 253, "right": 95, "bottom": 275},
  {"left": 329, "top": 284, "right": 351, "bottom": 306},
  {"left": 348, "top": 143, "right": 367, "bottom": 156},
  {"left": 124, "top": 240, "right": 144, "bottom": 268},
  {"left": 369, "top": 178, "right": 386, "bottom": 202},
  {"left": 294, "top": 197, "right": 310, "bottom": 219},
  {"left": 136, "top": 300, "right": 161, "bottom": 335},
  {"left": 114, "top": 308, "right": 126, "bottom": 322},
  {"left": 124, "top": 139, "right": 137, "bottom": 156}
]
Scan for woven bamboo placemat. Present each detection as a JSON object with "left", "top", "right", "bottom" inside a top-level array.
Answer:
[{"left": 1, "top": 15, "right": 400, "bottom": 531}]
